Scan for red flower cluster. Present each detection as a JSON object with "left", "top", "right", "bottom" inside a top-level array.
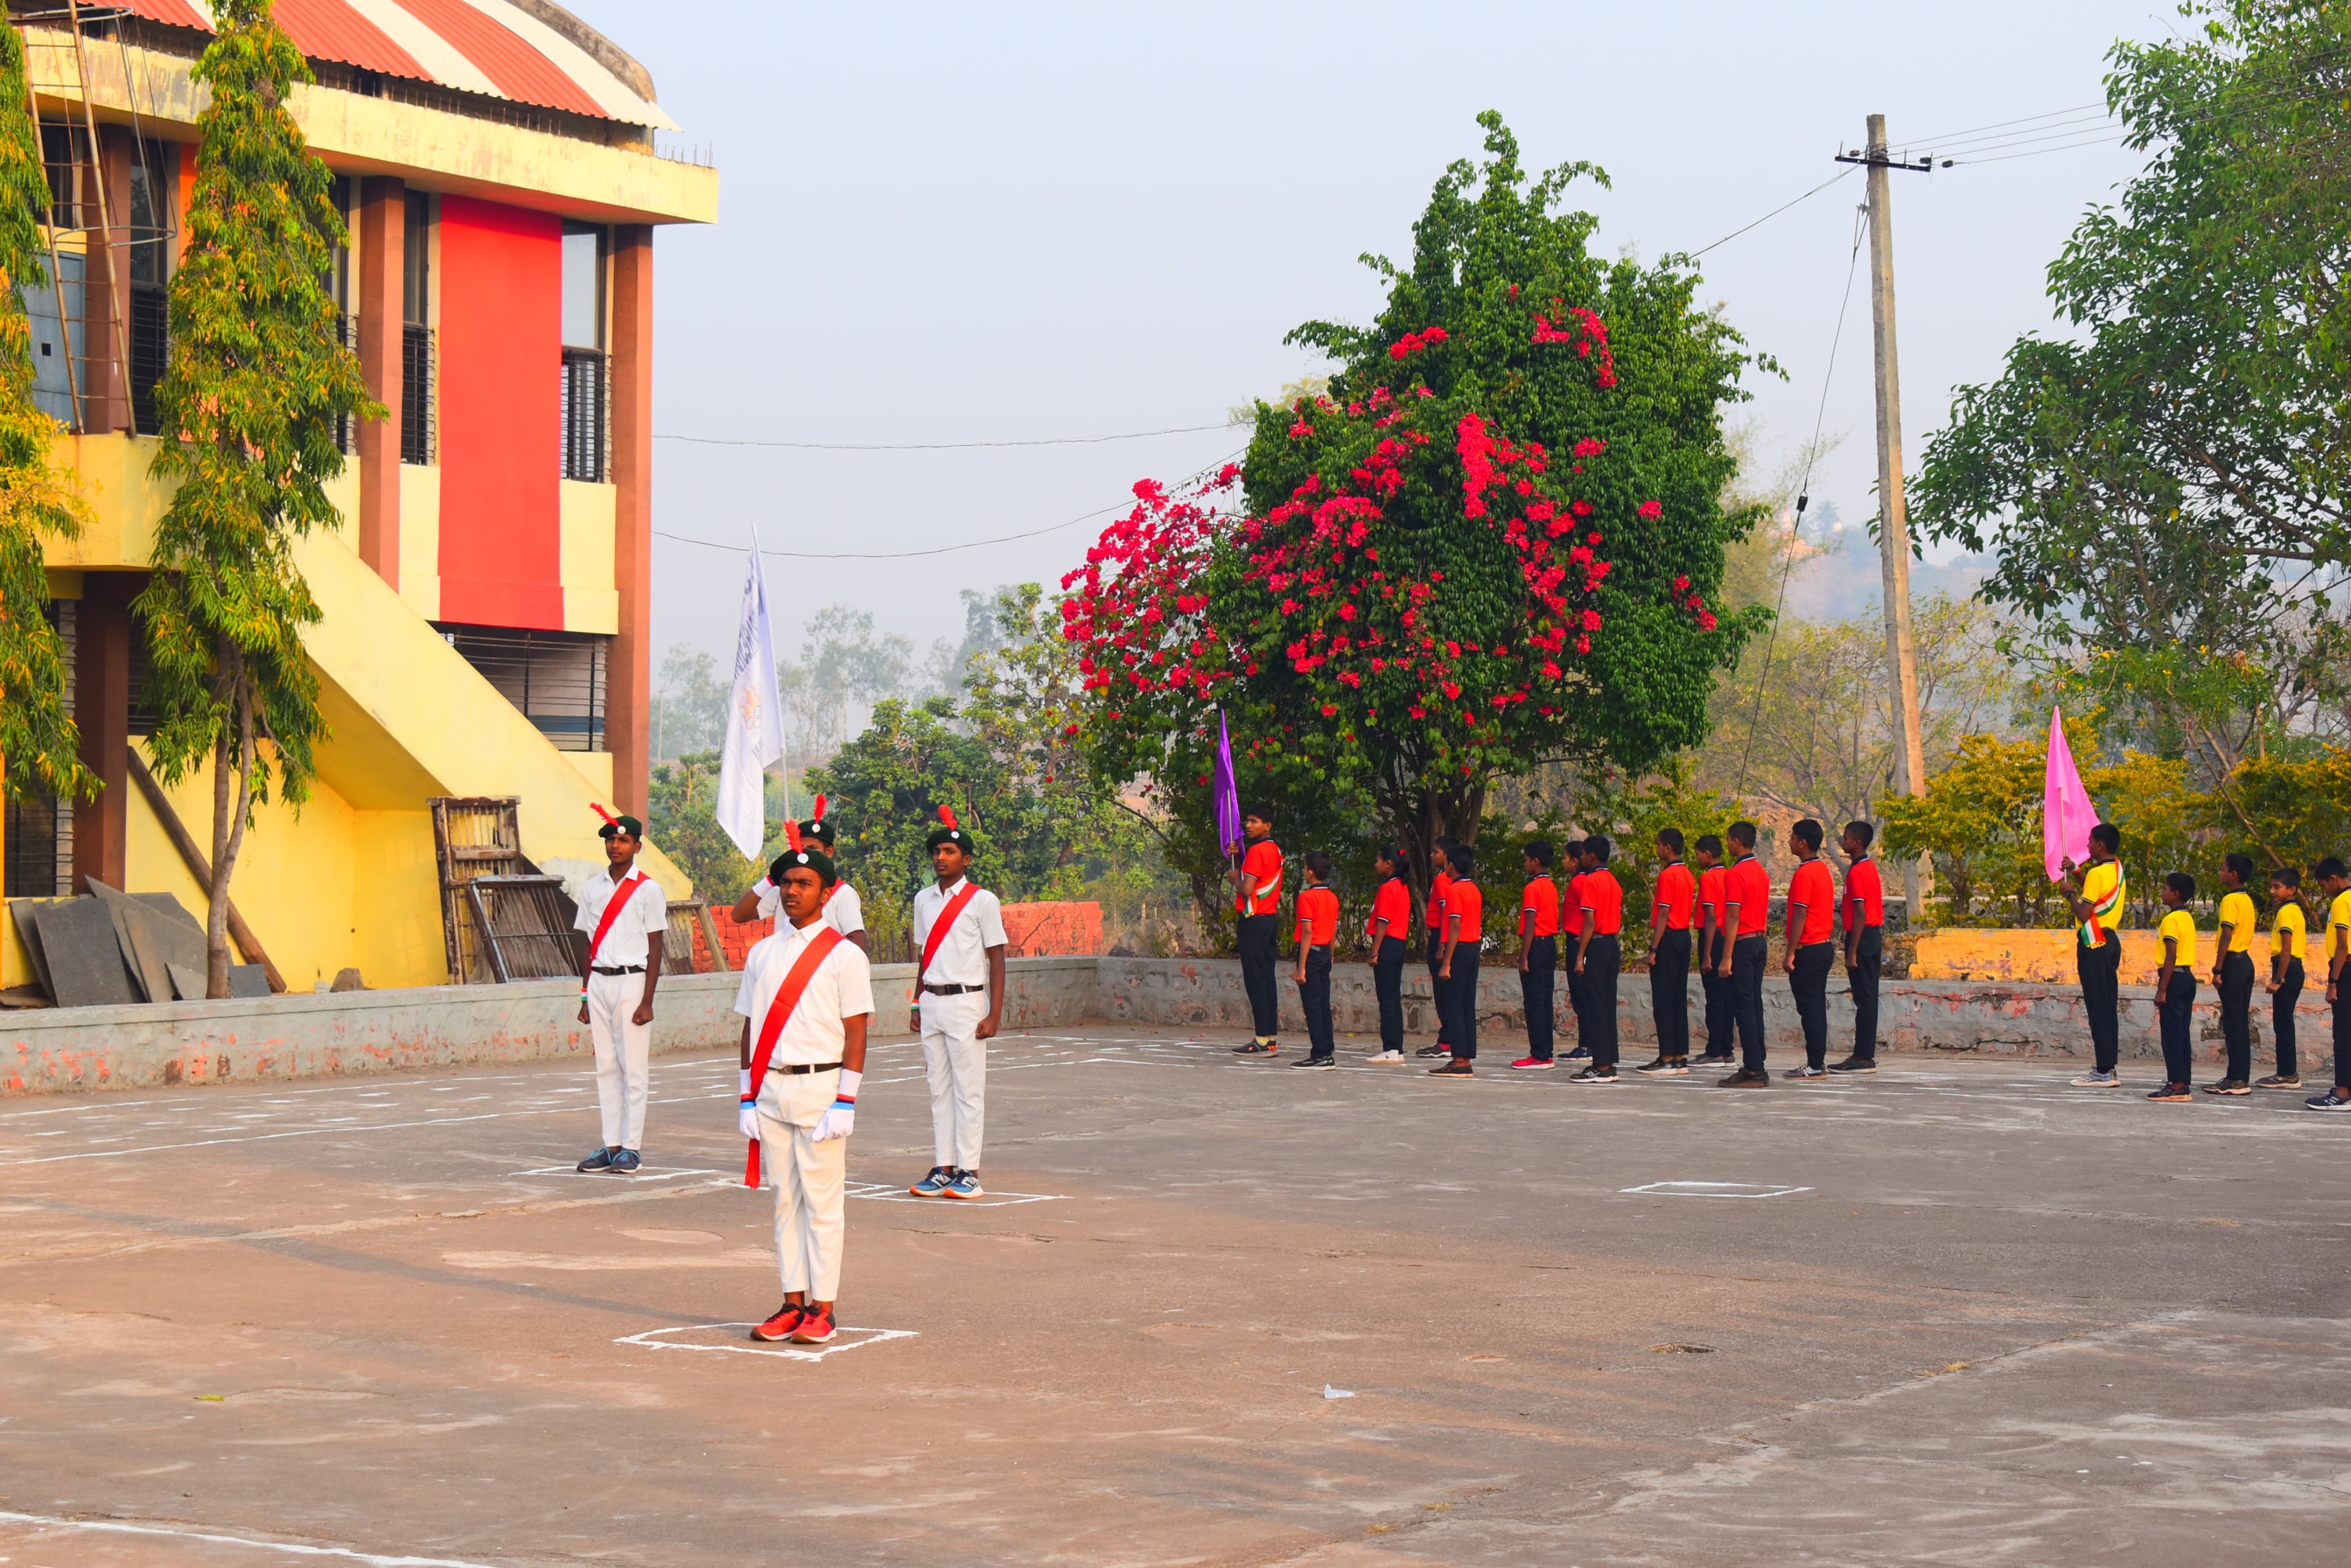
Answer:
[
  {"left": 1059, "top": 466, "right": 1246, "bottom": 703},
  {"left": 1532, "top": 303, "right": 1616, "bottom": 389},
  {"left": 1388, "top": 325, "right": 1450, "bottom": 361}
]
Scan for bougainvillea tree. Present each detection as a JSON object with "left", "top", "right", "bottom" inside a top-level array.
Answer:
[{"left": 1062, "top": 114, "right": 1768, "bottom": 894}]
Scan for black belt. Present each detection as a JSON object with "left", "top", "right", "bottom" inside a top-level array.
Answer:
[
  {"left": 922, "top": 981, "right": 986, "bottom": 995},
  {"left": 769, "top": 1061, "right": 843, "bottom": 1075},
  {"left": 591, "top": 965, "right": 645, "bottom": 975}
]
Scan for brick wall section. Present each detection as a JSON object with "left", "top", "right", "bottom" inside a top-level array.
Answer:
[{"left": 695, "top": 901, "right": 1103, "bottom": 972}]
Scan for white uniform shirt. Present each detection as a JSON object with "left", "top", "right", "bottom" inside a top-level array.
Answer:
[
  {"left": 754, "top": 876, "right": 865, "bottom": 939},
  {"left": 731, "top": 918, "right": 876, "bottom": 1066},
  {"left": 573, "top": 866, "right": 668, "bottom": 968},
  {"left": 911, "top": 878, "right": 1007, "bottom": 986}
]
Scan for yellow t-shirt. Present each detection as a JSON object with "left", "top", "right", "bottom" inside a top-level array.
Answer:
[
  {"left": 2157, "top": 907, "right": 2198, "bottom": 965},
  {"left": 2078, "top": 859, "right": 2123, "bottom": 947},
  {"left": 2272, "top": 902, "right": 2305, "bottom": 963},
  {"left": 2332, "top": 888, "right": 2351, "bottom": 961},
  {"left": 2216, "top": 890, "right": 2257, "bottom": 953}
]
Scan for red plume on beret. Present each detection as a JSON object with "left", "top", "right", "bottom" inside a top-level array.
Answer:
[
  {"left": 784, "top": 818, "right": 804, "bottom": 854},
  {"left": 590, "top": 802, "right": 619, "bottom": 827},
  {"left": 811, "top": 793, "right": 827, "bottom": 823},
  {"left": 938, "top": 803, "right": 959, "bottom": 832}
]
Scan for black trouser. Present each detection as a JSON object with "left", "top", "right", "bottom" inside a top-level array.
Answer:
[
  {"left": 1792, "top": 941, "right": 1834, "bottom": 1068},
  {"left": 1427, "top": 931, "right": 1451, "bottom": 1047},
  {"left": 2218, "top": 950, "right": 2255, "bottom": 1081},
  {"left": 2273, "top": 959, "right": 2304, "bottom": 1077},
  {"left": 1299, "top": 946, "right": 1334, "bottom": 1059},
  {"left": 1848, "top": 925, "right": 1883, "bottom": 1061},
  {"left": 1563, "top": 932, "right": 1588, "bottom": 1052},
  {"left": 1731, "top": 933, "right": 1769, "bottom": 1071},
  {"left": 1374, "top": 935, "right": 1407, "bottom": 1052},
  {"left": 1582, "top": 933, "right": 1621, "bottom": 1067},
  {"left": 1651, "top": 927, "right": 1691, "bottom": 1059},
  {"left": 2159, "top": 971, "right": 2198, "bottom": 1084},
  {"left": 1445, "top": 944, "right": 1481, "bottom": 1060},
  {"left": 1699, "top": 933, "right": 1732, "bottom": 1056},
  {"left": 1238, "top": 914, "right": 1279, "bottom": 1039},
  {"left": 1520, "top": 935, "right": 1557, "bottom": 1060},
  {"left": 2335, "top": 982, "right": 2351, "bottom": 1092},
  {"left": 2077, "top": 936, "right": 2122, "bottom": 1074}
]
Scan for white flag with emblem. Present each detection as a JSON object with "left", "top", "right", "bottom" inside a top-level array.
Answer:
[{"left": 717, "top": 533, "right": 784, "bottom": 861}]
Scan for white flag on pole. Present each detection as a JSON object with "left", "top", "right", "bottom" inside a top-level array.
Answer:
[{"left": 717, "top": 532, "right": 783, "bottom": 862}]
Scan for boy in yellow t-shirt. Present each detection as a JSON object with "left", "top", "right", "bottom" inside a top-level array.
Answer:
[
  {"left": 2260, "top": 867, "right": 2307, "bottom": 1090},
  {"left": 2205, "top": 854, "right": 2258, "bottom": 1095},
  {"left": 2067, "top": 823, "right": 2128, "bottom": 1087},
  {"left": 2151, "top": 872, "right": 2199, "bottom": 1104},
  {"left": 2308, "top": 857, "right": 2351, "bottom": 1111}
]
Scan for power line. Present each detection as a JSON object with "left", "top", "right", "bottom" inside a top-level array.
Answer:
[
  {"left": 1899, "top": 101, "right": 2106, "bottom": 148},
  {"left": 1953, "top": 132, "right": 2131, "bottom": 165},
  {"left": 1684, "top": 167, "right": 1856, "bottom": 259},
  {"left": 653, "top": 420, "right": 1238, "bottom": 451}
]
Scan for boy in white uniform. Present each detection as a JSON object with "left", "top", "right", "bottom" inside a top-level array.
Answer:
[
  {"left": 908, "top": 807, "right": 1007, "bottom": 1200},
  {"left": 734, "top": 839, "right": 874, "bottom": 1345},
  {"left": 573, "top": 811, "right": 667, "bottom": 1175},
  {"left": 732, "top": 794, "right": 868, "bottom": 951}
]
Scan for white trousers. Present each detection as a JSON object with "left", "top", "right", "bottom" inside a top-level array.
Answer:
[
  {"left": 585, "top": 970, "right": 653, "bottom": 1149},
  {"left": 919, "top": 991, "right": 988, "bottom": 1170},
  {"left": 757, "top": 1069, "right": 847, "bottom": 1302}
]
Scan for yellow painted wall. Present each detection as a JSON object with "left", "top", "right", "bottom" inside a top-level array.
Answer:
[
  {"left": 559, "top": 480, "right": 618, "bottom": 633},
  {"left": 1911, "top": 928, "right": 2280, "bottom": 987},
  {"left": 397, "top": 461, "right": 443, "bottom": 623}
]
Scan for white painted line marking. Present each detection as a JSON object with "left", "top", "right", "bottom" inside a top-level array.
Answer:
[
  {"left": 0, "top": 1508, "right": 500, "bottom": 1566},
  {"left": 844, "top": 1182, "right": 1069, "bottom": 1206},
  {"left": 507, "top": 1165, "right": 729, "bottom": 1183},
  {"left": 614, "top": 1322, "right": 918, "bottom": 1362},
  {"left": 1619, "top": 1180, "right": 1814, "bottom": 1198}
]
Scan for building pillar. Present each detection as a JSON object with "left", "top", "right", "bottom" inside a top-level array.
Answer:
[
  {"left": 354, "top": 176, "right": 405, "bottom": 585},
  {"left": 608, "top": 224, "right": 653, "bottom": 816},
  {"left": 72, "top": 574, "right": 133, "bottom": 893},
  {"left": 82, "top": 127, "right": 136, "bottom": 434}
]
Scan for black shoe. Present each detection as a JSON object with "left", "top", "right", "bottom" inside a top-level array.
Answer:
[
  {"left": 1426, "top": 1058, "right": 1474, "bottom": 1078},
  {"left": 1290, "top": 1054, "right": 1336, "bottom": 1070},
  {"left": 611, "top": 1149, "right": 643, "bottom": 1174},
  {"left": 1233, "top": 1039, "right": 1278, "bottom": 1056},
  {"left": 577, "top": 1146, "right": 618, "bottom": 1172},
  {"left": 1827, "top": 1055, "right": 1878, "bottom": 1074},
  {"left": 2255, "top": 1072, "right": 2302, "bottom": 1089},
  {"left": 1716, "top": 1068, "right": 1771, "bottom": 1088},
  {"left": 1567, "top": 1066, "right": 1618, "bottom": 1085},
  {"left": 1415, "top": 1043, "right": 1451, "bottom": 1058},
  {"left": 1694, "top": 1051, "right": 1734, "bottom": 1065},
  {"left": 1632, "top": 1055, "right": 1672, "bottom": 1074}
]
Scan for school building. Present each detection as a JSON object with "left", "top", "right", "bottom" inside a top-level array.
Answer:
[{"left": 1, "top": 1, "right": 716, "bottom": 993}]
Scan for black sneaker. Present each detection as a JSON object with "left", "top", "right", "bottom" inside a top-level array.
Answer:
[
  {"left": 611, "top": 1149, "right": 643, "bottom": 1173},
  {"left": 1290, "top": 1054, "right": 1336, "bottom": 1070},
  {"left": 1632, "top": 1055, "right": 1672, "bottom": 1074},
  {"left": 1827, "top": 1055, "right": 1878, "bottom": 1074},
  {"left": 1717, "top": 1068, "right": 1771, "bottom": 1088},
  {"left": 1567, "top": 1066, "right": 1618, "bottom": 1085},
  {"left": 1426, "top": 1058, "right": 1474, "bottom": 1078},
  {"left": 577, "top": 1146, "right": 618, "bottom": 1172},
  {"left": 2201, "top": 1078, "right": 2251, "bottom": 1096},
  {"left": 1415, "top": 1043, "right": 1452, "bottom": 1058},
  {"left": 1784, "top": 1064, "right": 1828, "bottom": 1081},
  {"left": 1233, "top": 1040, "right": 1278, "bottom": 1056},
  {"left": 2255, "top": 1072, "right": 2302, "bottom": 1089},
  {"left": 1694, "top": 1051, "right": 1734, "bottom": 1066}
]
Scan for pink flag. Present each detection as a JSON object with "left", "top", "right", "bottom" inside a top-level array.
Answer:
[{"left": 2043, "top": 705, "right": 2098, "bottom": 881}]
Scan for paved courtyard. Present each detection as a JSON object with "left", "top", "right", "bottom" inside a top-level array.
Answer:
[{"left": 1, "top": 1023, "right": 2345, "bottom": 1566}]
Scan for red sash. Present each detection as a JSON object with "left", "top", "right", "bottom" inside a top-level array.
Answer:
[
  {"left": 918, "top": 882, "right": 982, "bottom": 979},
  {"left": 584, "top": 871, "right": 649, "bottom": 970},
  {"left": 742, "top": 926, "right": 845, "bottom": 1187}
]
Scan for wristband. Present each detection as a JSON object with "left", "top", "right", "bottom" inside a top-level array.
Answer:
[
  {"left": 833, "top": 1066, "right": 862, "bottom": 1104},
  {"left": 738, "top": 1068, "right": 752, "bottom": 1097}
]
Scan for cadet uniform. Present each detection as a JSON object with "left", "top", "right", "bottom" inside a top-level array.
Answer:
[
  {"left": 755, "top": 876, "right": 866, "bottom": 942},
  {"left": 574, "top": 854, "right": 668, "bottom": 1159},
  {"left": 912, "top": 871, "right": 1007, "bottom": 1182}
]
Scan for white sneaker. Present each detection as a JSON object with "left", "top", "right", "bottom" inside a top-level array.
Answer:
[
  {"left": 1365, "top": 1049, "right": 1406, "bottom": 1062},
  {"left": 2071, "top": 1069, "right": 2121, "bottom": 1087}
]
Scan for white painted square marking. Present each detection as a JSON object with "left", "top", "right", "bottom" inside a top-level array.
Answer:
[
  {"left": 615, "top": 1322, "right": 917, "bottom": 1361},
  {"left": 1619, "top": 1180, "right": 1812, "bottom": 1198},
  {"left": 844, "top": 1181, "right": 1069, "bottom": 1207}
]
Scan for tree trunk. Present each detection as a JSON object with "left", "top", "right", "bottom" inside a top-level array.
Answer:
[{"left": 205, "top": 667, "right": 258, "bottom": 998}]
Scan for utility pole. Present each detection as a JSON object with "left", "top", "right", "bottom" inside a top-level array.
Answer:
[{"left": 1838, "top": 114, "right": 1933, "bottom": 921}]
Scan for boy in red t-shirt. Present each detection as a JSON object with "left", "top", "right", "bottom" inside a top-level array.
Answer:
[
  {"left": 1512, "top": 841, "right": 1561, "bottom": 1069},
  {"left": 1365, "top": 845, "right": 1413, "bottom": 1062},
  {"left": 1229, "top": 807, "right": 1284, "bottom": 1057},
  {"left": 1429, "top": 838, "right": 1484, "bottom": 1078},
  {"left": 1291, "top": 851, "right": 1341, "bottom": 1069},
  {"left": 1692, "top": 835, "right": 1734, "bottom": 1065},
  {"left": 1834, "top": 820, "right": 1886, "bottom": 1073},
  {"left": 1717, "top": 820, "right": 1775, "bottom": 1087},
  {"left": 1570, "top": 836, "right": 1625, "bottom": 1083},
  {"left": 1783, "top": 818, "right": 1839, "bottom": 1078},
  {"left": 1639, "top": 827, "right": 1697, "bottom": 1075},
  {"left": 1418, "top": 847, "right": 1456, "bottom": 1059},
  {"left": 1560, "top": 840, "right": 1591, "bottom": 1061}
]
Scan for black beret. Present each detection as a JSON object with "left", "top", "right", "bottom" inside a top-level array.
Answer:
[
  {"left": 598, "top": 814, "right": 644, "bottom": 840},
  {"left": 768, "top": 848, "right": 838, "bottom": 885}
]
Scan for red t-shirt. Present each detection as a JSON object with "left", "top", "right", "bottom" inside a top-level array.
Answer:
[
  {"left": 1563, "top": 870, "right": 1587, "bottom": 935},
  {"left": 1445, "top": 879, "right": 1484, "bottom": 942},
  {"left": 1295, "top": 885, "right": 1339, "bottom": 947},
  {"left": 1520, "top": 875, "right": 1559, "bottom": 938},
  {"left": 1368, "top": 876, "right": 1412, "bottom": 941},
  {"left": 1237, "top": 839, "right": 1282, "bottom": 915},
  {"left": 1844, "top": 857, "right": 1885, "bottom": 932},
  {"left": 1581, "top": 870, "right": 1624, "bottom": 936},
  {"left": 1654, "top": 862, "right": 1695, "bottom": 930},
  {"left": 1426, "top": 871, "right": 1451, "bottom": 931},
  {"left": 1788, "top": 858, "right": 1835, "bottom": 945},
  {"left": 1698, "top": 865, "right": 1727, "bottom": 932},
  {"left": 1728, "top": 855, "right": 1772, "bottom": 937}
]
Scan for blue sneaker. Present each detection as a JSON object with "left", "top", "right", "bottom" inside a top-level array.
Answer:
[
  {"left": 610, "top": 1149, "right": 643, "bottom": 1174},
  {"left": 944, "top": 1170, "right": 985, "bottom": 1199},
  {"left": 2305, "top": 1091, "right": 2351, "bottom": 1111},
  {"left": 576, "top": 1146, "right": 617, "bottom": 1172},
  {"left": 909, "top": 1166, "right": 952, "bottom": 1197},
  {"left": 2071, "top": 1070, "right": 2120, "bottom": 1088},
  {"left": 1564, "top": 1045, "right": 1591, "bottom": 1061}
]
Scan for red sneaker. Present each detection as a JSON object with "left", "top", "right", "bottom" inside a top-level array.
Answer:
[
  {"left": 1510, "top": 1056, "right": 1555, "bottom": 1070},
  {"left": 792, "top": 1304, "right": 838, "bottom": 1344},
  {"left": 751, "top": 1302, "right": 806, "bottom": 1343}
]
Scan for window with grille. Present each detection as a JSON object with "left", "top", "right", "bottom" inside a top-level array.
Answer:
[
  {"left": 401, "top": 190, "right": 435, "bottom": 464},
  {"left": 561, "top": 348, "right": 606, "bottom": 481},
  {"left": 435, "top": 624, "right": 608, "bottom": 751},
  {"left": 559, "top": 222, "right": 608, "bottom": 482},
  {"left": 127, "top": 140, "right": 173, "bottom": 436},
  {"left": 5, "top": 601, "right": 74, "bottom": 898}
]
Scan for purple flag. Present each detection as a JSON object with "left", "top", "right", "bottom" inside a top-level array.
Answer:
[
  {"left": 2043, "top": 705, "right": 2098, "bottom": 881},
  {"left": 1213, "top": 709, "right": 1242, "bottom": 856}
]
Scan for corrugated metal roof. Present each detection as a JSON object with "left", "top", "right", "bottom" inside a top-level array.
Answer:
[{"left": 109, "top": 0, "right": 673, "bottom": 131}]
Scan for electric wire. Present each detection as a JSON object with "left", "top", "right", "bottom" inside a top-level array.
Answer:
[{"left": 1684, "top": 167, "right": 1855, "bottom": 259}]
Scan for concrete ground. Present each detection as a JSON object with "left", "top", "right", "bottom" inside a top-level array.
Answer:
[{"left": 2, "top": 1021, "right": 2346, "bottom": 1567}]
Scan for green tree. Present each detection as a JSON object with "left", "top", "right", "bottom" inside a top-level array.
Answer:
[
  {"left": 645, "top": 749, "right": 766, "bottom": 905},
  {"left": 0, "top": 24, "right": 93, "bottom": 806},
  {"left": 133, "top": 0, "right": 380, "bottom": 994}
]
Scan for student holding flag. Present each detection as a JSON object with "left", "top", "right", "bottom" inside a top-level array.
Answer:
[
  {"left": 573, "top": 808, "right": 668, "bottom": 1174},
  {"left": 2067, "top": 823, "right": 2128, "bottom": 1088},
  {"left": 909, "top": 807, "right": 1008, "bottom": 1198}
]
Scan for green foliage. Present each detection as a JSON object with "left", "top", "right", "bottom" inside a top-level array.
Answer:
[
  {"left": 0, "top": 25, "right": 93, "bottom": 804},
  {"left": 132, "top": 0, "right": 381, "bottom": 992},
  {"left": 1520, "top": 757, "right": 1744, "bottom": 939},
  {"left": 1880, "top": 732, "right": 2060, "bottom": 929},
  {"left": 645, "top": 750, "right": 768, "bottom": 905},
  {"left": 2208, "top": 749, "right": 2351, "bottom": 882}
]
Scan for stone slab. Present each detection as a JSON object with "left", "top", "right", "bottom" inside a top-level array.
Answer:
[{"left": 28, "top": 897, "right": 138, "bottom": 1010}]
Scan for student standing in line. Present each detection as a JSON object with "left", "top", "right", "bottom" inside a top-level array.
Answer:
[
  {"left": 1560, "top": 840, "right": 1591, "bottom": 1061},
  {"left": 1569, "top": 836, "right": 1624, "bottom": 1085},
  {"left": 574, "top": 812, "right": 667, "bottom": 1175},
  {"left": 1429, "top": 840, "right": 1483, "bottom": 1078},
  {"left": 1290, "top": 852, "right": 1341, "bottom": 1070},
  {"left": 2305, "top": 857, "right": 2351, "bottom": 1111},
  {"left": 1782, "top": 819, "right": 1837, "bottom": 1080},
  {"left": 908, "top": 812, "right": 1007, "bottom": 1198},
  {"left": 1833, "top": 821, "right": 1885, "bottom": 1074},
  {"left": 1365, "top": 845, "right": 1413, "bottom": 1063},
  {"left": 2152, "top": 872, "right": 2200, "bottom": 1103},
  {"left": 1418, "top": 842, "right": 1455, "bottom": 1059},
  {"left": 1230, "top": 807, "right": 1285, "bottom": 1057},
  {"left": 2068, "top": 823, "right": 2128, "bottom": 1088},
  {"left": 1638, "top": 828, "right": 1696, "bottom": 1076},
  {"left": 1512, "top": 841, "right": 1561, "bottom": 1070},
  {"left": 1716, "top": 821, "right": 1773, "bottom": 1087},
  {"left": 2259, "top": 866, "right": 2306, "bottom": 1090},
  {"left": 1692, "top": 835, "right": 1734, "bottom": 1065},
  {"left": 2205, "top": 853, "right": 2258, "bottom": 1096},
  {"left": 732, "top": 798, "right": 870, "bottom": 952}
]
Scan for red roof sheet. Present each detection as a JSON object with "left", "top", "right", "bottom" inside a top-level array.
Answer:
[
  {"left": 273, "top": 0, "right": 432, "bottom": 82},
  {"left": 391, "top": 0, "right": 606, "bottom": 120}
]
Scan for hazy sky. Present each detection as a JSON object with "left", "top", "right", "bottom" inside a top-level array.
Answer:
[{"left": 561, "top": 1, "right": 2165, "bottom": 669}]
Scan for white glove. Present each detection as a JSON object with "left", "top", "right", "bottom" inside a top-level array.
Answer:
[
  {"left": 811, "top": 1067, "right": 861, "bottom": 1143},
  {"left": 737, "top": 1068, "right": 760, "bottom": 1139},
  {"left": 754, "top": 878, "right": 781, "bottom": 921}
]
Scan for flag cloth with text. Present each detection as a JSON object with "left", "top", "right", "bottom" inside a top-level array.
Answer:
[{"left": 717, "top": 536, "right": 784, "bottom": 862}]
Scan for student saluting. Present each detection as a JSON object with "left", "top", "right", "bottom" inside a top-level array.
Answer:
[{"left": 733, "top": 795, "right": 868, "bottom": 952}]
